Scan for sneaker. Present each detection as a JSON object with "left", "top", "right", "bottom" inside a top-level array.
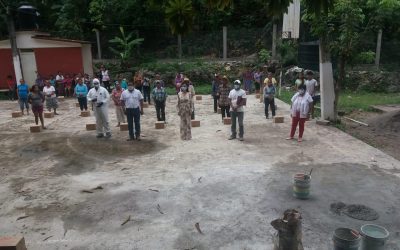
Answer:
[
  {"left": 96, "top": 134, "right": 104, "bottom": 138},
  {"left": 298, "top": 138, "right": 303, "bottom": 142},
  {"left": 286, "top": 137, "right": 294, "bottom": 140},
  {"left": 126, "top": 137, "right": 134, "bottom": 141},
  {"left": 228, "top": 135, "right": 236, "bottom": 140},
  {"left": 266, "top": 116, "right": 269, "bottom": 119},
  {"left": 105, "top": 133, "right": 112, "bottom": 138},
  {"left": 136, "top": 135, "right": 141, "bottom": 141},
  {"left": 239, "top": 137, "right": 244, "bottom": 141}
]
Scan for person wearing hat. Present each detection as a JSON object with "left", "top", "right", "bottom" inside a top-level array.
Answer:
[
  {"left": 218, "top": 76, "right": 231, "bottom": 120},
  {"left": 177, "top": 81, "right": 193, "bottom": 140},
  {"left": 152, "top": 80, "right": 168, "bottom": 122},
  {"left": 87, "top": 78, "right": 112, "bottom": 138},
  {"left": 287, "top": 84, "right": 313, "bottom": 142},
  {"left": 111, "top": 82, "right": 126, "bottom": 126},
  {"left": 228, "top": 80, "right": 247, "bottom": 141},
  {"left": 211, "top": 74, "right": 220, "bottom": 113},
  {"left": 120, "top": 82, "right": 144, "bottom": 141}
]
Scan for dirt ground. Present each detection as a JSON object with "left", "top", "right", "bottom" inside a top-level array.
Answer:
[
  {"left": 342, "top": 106, "right": 400, "bottom": 161},
  {"left": 0, "top": 95, "right": 399, "bottom": 250}
]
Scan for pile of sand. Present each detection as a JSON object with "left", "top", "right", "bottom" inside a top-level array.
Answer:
[{"left": 368, "top": 110, "right": 400, "bottom": 133}]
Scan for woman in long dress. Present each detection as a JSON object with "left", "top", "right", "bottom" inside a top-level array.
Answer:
[{"left": 177, "top": 82, "right": 193, "bottom": 140}]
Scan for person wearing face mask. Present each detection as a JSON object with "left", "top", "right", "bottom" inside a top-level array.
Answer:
[
  {"left": 120, "top": 82, "right": 144, "bottom": 141},
  {"left": 287, "top": 84, "right": 313, "bottom": 142},
  {"left": 228, "top": 80, "right": 247, "bottom": 141},
  {"left": 177, "top": 82, "right": 193, "bottom": 140},
  {"left": 43, "top": 80, "right": 59, "bottom": 115},
  {"left": 111, "top": 82, "right": 126, "bottom": 127},
  {"left": 152, "top": 80, "right": 168, "bottom": 122},
  {"left": 87, "top": 78, "right": 111, "bottom": 138}
]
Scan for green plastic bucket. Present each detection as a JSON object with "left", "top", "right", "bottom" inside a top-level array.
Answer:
[
  {"left": 333, "top": 228, "right": 361, "bottom": 250},
  {"left": 293, "top": 173, "right": 311, "bottom": 199},
  {"left": 361, "top": 224, "right": 389, "bottom": 250}
]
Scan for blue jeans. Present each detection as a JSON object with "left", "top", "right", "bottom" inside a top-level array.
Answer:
[
  {"left": 19, "top": 97, "right": 29, "bottom": 111},
  {"left": 126, "top": 107, "right": 141, "bottom": 138}
]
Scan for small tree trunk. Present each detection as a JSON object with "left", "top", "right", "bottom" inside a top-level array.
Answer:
[
  {"left": 93, "top": 28, "right": 102, "bottom": 59},
  {"left": 178, "top": 34, "right": 182, "bottom": 59},
  {"left": 319, "top": 36, "right": 336, "bottom": 121},
  {"left": 272, "top": 23, "right": 277, "bottom": 59},
  {"left": 375, "top": 29, "right": 382, "bottom": 69}
]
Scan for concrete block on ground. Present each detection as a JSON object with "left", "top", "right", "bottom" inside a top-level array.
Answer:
[
  {"left": 120, "top": 123, "right": 128, "bottom": 131},
  {"left": 191, "top": 120, "right": 200, "bottom": 127},
  {"left": 255, "top": 94, "right": 260, "bottom": 99},
  {"left": 217, "top": 108, "right": 221, "bottom": 114},
  {"left": 155, "top": 121, "right": 165, "bottom": 129},
  {"left": 142, "top": 102, "right": 149, "bottom": 108},
  {"left": 316, "top": 119, "right": 330, "bottom": 126},
  {"left": 0, "top": 236, "right": 27, "bottom": 250},
  {"left": 44, "top": 112, "right": 54, "bottom": 118},
  {"left": 255, "top": 89, "right": 260, "bottom": 94},
  {"left": 223, "top": 117, "right": 231, "bottom": 125},
  {"left": 196, "top": 95, "right": 202, "bottom": 101},
  {"left": 11, "top": 111, "right": 22, "bottom": 118},
  {"left": 81, "top": 111, "right": 90, "bottom": 117},
  {"left": 86, "top": 123, "right": 96, "bottom": 131},
  {"left": 30, "top": 125, "right": 41, "bottom": 133},
  {"left": 273, "top": 116, "right": 284, "bottom": 123},
  {"left": 245, "top": 91, "right": 249, "bottom": 95},
  {"left": 57, "top": 96, "right": 64, "bottom": 100},
  {"left": 75, "top": 102, "right": 80, "bottom": 107}
]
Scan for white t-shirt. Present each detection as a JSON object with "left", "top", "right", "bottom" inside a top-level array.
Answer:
[
  {"left": 56, "top": 75, "right": 64, "bottom": 81},
  {"left": 291, "top": 92, "right": 313, "bottom": 118},
  {"left": 120, "top": 89, "right": 144, "bottom": 109},
  {"left": 101, "top": 70, "right": 110, "bottom": 81},
  {"left": 228, "top": 89, "right": 247, "bottom": 112},
  {"left": 305, "top": 79, "right": 318, "bottom": 96},
  {"left": 43, "top": 86, "right": 56, "bottom": 98}
]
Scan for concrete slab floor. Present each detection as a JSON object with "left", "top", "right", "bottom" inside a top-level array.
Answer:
[{"left": 0, "top": 96, "right": 399, "bottom": 250}]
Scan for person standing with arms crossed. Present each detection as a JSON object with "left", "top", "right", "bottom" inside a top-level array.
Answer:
[
  {"left": 120, "top": 82, "right": 144, "bottom": 141},
  {"left": 74, "top": 78, "right": 88, "bottom": 111},
  {"left": 218, "top": 76, "right": 231, "bottom": 121},
  {"left": 228, "top": 80, "right": 247, "bottom": 141},
  {"left": 87, "top": 79, "right": 111, "bottom": 138}
]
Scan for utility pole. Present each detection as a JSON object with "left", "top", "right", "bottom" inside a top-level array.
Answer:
[{"left": 4, "top": 2, "right": 23, "bottom": 81}]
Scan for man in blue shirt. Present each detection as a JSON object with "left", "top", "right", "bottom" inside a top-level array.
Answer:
[{"left": 17, "top": 79, "right": 30, "bottom": 115}]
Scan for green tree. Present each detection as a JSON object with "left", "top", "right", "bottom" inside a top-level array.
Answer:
[
  {"left": 261, "top": 0, "right": 293, "bottom": 59},
  {"left": 165, "top": 0, "right": 195, "bottom": 59},
  {"left": 109, "top": 26, "right": 144, "bottom": 68}
]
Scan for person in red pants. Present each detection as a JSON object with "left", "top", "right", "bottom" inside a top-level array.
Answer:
[{"left": 287, "top": 84, "right": 313, "bottom": 142}]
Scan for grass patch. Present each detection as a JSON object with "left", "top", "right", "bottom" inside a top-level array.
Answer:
[
  {"left": 278, "top": 89, "right": 400, "bottom": 113},
  {"left": 164, "top": 84, "right": 212, "bottom": 96}
]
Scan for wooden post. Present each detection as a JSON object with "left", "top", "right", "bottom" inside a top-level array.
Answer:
[
  {"left": 375, "top": 29, "right": 382, "bottom": 70},
  {"left": 223, "top": 26, "right": 227, "bottom": 60}
]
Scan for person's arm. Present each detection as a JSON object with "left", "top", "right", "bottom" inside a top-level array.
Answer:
[
  {"left": 28, "top": 93, "right": 32, "bottom": 104},
  {"left": 120, "top": 93, "right": 125, "bottom": 108}
]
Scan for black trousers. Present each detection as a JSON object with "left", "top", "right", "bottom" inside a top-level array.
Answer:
[
  {"left": 78, "top": 97, "right": 88, "bottom": 111},
  {"left": 213, "top": 96, "right": 219, "bottom": 112},
  {"left": 126, "top": 107, "right": 141, "bottom": 138},
  {"left": 264, "top": 97, "right": 276, "bottom": 117},
  {"left": 155, "top": 100, "right": 166, "bottom": 121},
  {"left": 220, "top": 105, "right": 231, "bottom": 119},
  {"left": 143, "top": 86, "right": 151, "bottom": 103},
  {"left": 102, "top": 81, "right": 110, "bottom": 92}
]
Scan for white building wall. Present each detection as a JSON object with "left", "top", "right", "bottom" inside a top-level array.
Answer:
[{"left": 82, "top": 44, "right": 94, "bottom": 76}]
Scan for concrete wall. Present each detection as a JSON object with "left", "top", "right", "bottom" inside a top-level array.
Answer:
[
  {"left": 0, "top": 31, "right": 81, "bottom": 49},
  {"left": 35, "top": 47, "right": 84, "bottom": 78},
  {"left": 81, "top": 44, "right": 93, "bottom": 76}
]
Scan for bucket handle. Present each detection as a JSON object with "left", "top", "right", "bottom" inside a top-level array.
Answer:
[{"left": 351, "top": 230, "right": 360, "bottom": 238}]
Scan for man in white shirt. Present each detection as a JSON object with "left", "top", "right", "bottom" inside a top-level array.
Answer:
[
  {"left": 228, "top": 80, "right": 247, "bottom": 141},
  {"left": 120, "top": 82, "right": 144, "bottom": 141},
  {"left": 305, "top": 70, "right": 319, "bottom": 119},
  {"left": 87, "top": 78, "right": 111, "bottom": 138}
]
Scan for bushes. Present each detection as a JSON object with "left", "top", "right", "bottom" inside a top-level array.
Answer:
[
  {"left": 354, "top": 51, "right": 375, "bottom": 64},
  {"left": 277, "top": 40, "right": 298, "bottom": 67}
]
